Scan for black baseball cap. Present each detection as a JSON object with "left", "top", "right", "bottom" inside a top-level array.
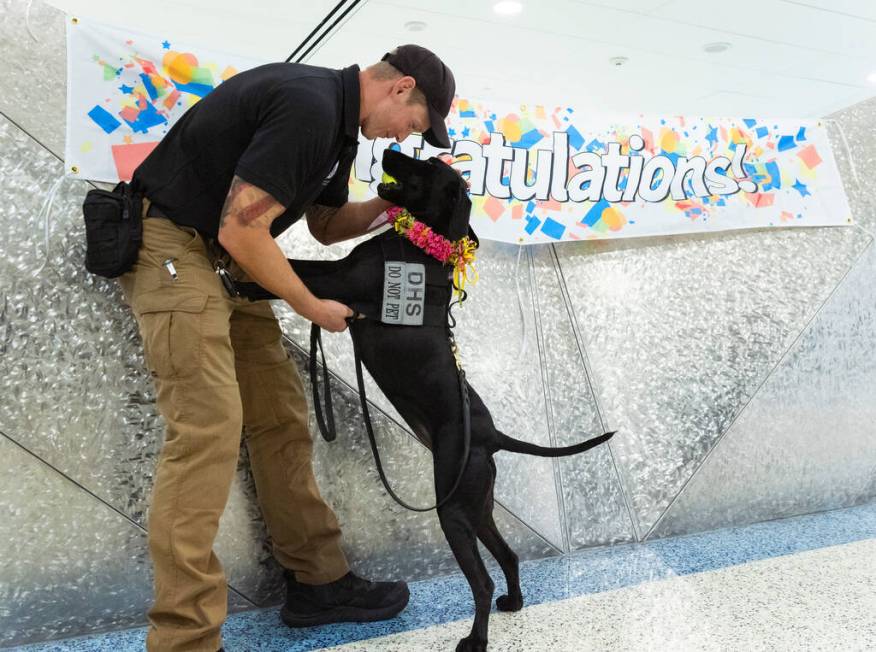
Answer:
[{"left": 381, "top": 44, "right": 455, "bottom": 148}]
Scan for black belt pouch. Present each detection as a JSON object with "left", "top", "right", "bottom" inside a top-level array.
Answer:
[{"left": 81, "top": 181, "right": 143, "bottom": 278}]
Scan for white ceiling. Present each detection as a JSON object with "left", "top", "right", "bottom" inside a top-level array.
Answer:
[{"left": 46, "top": 0, "right": 876, "bottom": 118}]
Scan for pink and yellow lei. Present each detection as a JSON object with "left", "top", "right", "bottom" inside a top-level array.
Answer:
[
  {"left": 381, "top": 167, "right": 478, "bottom": 299},
  {"left": 384, "top": 204, "right": 478, "bottom": 300}
]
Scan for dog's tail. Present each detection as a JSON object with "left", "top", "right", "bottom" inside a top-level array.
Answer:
[{"left": 495, "top": 431, "right": 615, "bottom": 457}]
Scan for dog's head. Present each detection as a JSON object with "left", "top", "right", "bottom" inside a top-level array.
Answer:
[{"left": 377, "top": 149, "right": 476, "bottom": 244}]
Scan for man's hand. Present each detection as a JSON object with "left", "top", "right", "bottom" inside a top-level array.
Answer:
[{"left": 315, "top": 299, "right": 355, "bottom": 332}]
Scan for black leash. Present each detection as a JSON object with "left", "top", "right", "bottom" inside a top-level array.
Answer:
[
  {"left": 350, "top": 321, "right": 471, "bottom": 512},
  {"left": 309, "top": 313, "right": 472, "bottom": 512},
  {"left": 309, "top": 324, "right": 337, "bottom": 442}
]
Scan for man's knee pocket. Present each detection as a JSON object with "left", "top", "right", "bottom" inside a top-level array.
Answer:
[{"left": 242, "top": 358, "right": 310, "bottom": 430}]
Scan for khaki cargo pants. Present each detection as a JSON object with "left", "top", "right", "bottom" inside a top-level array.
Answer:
[{"left": 119, "top": 201, "right": 349, "bottom": 652}]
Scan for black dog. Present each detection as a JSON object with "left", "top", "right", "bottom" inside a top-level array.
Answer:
[{"left": 273, "top": 150, "right": 615, "bottom": 651}]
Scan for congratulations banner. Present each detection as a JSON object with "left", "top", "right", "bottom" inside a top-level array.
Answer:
[
  {"left": 66, "top": 16, "right": 852, "bottom": 244},
  {"left": 351, "top": 112, "right": 852, "bottom": 243}
]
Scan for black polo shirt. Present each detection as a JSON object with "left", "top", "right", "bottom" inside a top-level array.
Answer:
[{"left": 132, "top": 62, "right": 360, "bottom": 239}]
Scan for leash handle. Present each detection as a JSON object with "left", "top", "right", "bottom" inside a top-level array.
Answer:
[
  {"left": 309, "top": 324, "right": 337, "bottom": 442},
  {"left": 349, "top": 322, "right": 471, "bottom": 512}
]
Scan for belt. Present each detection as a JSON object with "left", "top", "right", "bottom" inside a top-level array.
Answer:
[{"left": 144, "top": 200, "right": 228, "bottom": 268}]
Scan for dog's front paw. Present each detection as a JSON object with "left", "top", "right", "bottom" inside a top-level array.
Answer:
[
  {"left": 455, "top": 635, "right": 488, "bottom": 652},
  {"left": 496, "top": 593, "right": 523, "bottom": 612}
]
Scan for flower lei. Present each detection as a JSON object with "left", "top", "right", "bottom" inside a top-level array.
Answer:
[{"left": 385, "top": 205, "right": 478, "bottom": 300}]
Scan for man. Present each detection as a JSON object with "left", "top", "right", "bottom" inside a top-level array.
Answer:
[{"left": 120, "top": 44, "right": 455, "bottom": 651}]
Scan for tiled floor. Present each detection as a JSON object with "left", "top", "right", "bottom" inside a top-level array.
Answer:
[{"left": 14, "top": 502, "right": 876, "bottom": 651}]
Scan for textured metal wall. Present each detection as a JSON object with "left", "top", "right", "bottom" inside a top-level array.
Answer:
[
  {"left": 554, "top": 225, "right": 870, "bottom": 538},
  {"left": 652, "top": 239, "right": 876, "bottom": 537},
  {"left": 1, "top": 0, "right": 874, "bottom": 647},
  {"left": 0, "top": 436, "right": 257, "bottom": 646}
]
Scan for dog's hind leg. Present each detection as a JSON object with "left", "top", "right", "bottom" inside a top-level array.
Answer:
[
  {"left": 436, "top": 449, "right": 495, "bottom": 652},
  {"left": 476, "top": 460, "right": 523, "bottom": 612},
  {"left": 477, "top": 516, "right": 523, "bottom": 612}
]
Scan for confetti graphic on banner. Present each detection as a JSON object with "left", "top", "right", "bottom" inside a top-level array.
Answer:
[
  {"left": 67, "top": 17, "right": 852, "bottom": 244},
  {"left": 66, "top": 16, "right": 263, "bottom": 182}
]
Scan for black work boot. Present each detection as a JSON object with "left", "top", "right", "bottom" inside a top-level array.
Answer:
[{"left": 280, "top": 570, "right": 410, "bottom": 627}]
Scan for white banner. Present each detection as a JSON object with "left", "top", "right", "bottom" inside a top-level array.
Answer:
[
  {"left": 65, "top": 15, "right": 263, "bottom": 182},
  {"left": 66, "top": 16, "right": 853, "bottom": 244}
]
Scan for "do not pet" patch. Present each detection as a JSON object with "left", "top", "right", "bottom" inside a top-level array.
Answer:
[{"left": 382, "top": 261, "right": 425, "bottom": 326}]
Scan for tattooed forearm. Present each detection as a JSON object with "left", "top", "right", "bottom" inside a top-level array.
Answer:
[{"left": 305, "top": 204, "right": 340, "bottom": 242}]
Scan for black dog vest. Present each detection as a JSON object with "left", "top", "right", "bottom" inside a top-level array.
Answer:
[{"left": 230, "top": 229, "right": 453, "bottom": 328}]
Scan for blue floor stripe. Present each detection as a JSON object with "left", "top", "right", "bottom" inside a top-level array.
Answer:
[{"left": 14, "top": 501, "right": 876, "bottom": 651}]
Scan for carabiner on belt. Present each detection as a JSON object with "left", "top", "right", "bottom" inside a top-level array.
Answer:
[{"left": 214, "top": 260, "right": 240, "bottom": 298}]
